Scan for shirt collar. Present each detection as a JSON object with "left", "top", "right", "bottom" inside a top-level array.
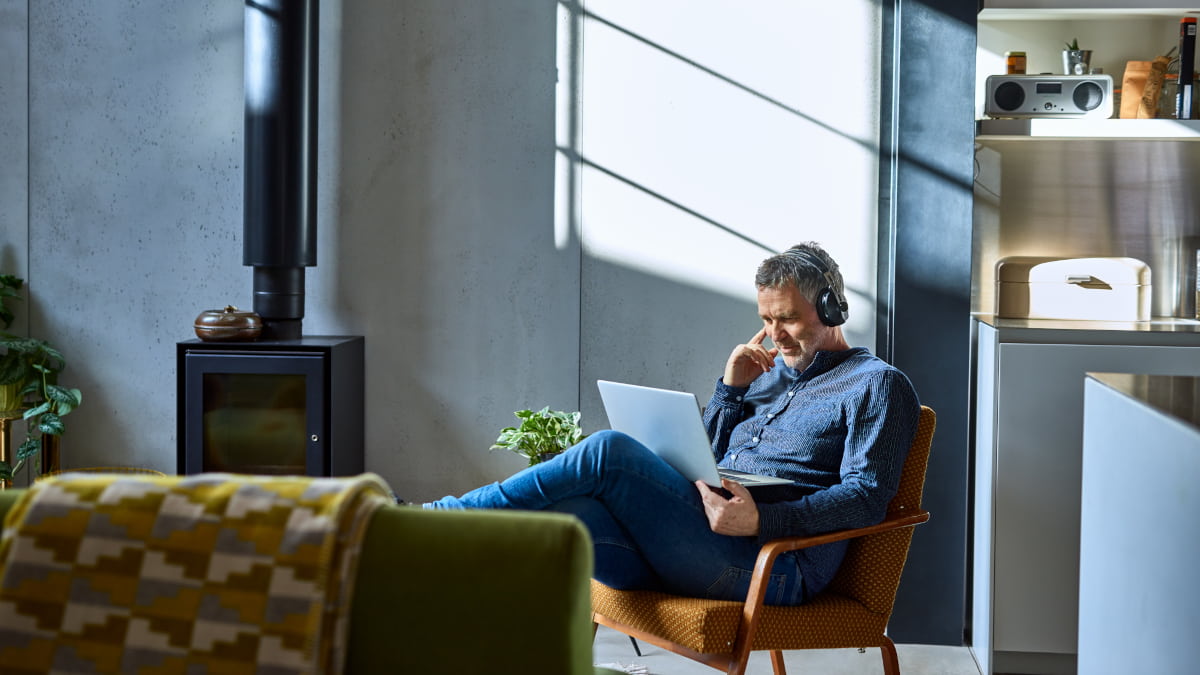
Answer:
[{"left": 798, "top": 346, "right": 868, "bottom": 380}]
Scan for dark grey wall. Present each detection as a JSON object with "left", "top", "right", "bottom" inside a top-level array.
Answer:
[{"left": 877, "top": 0, "right": 977, "bottom": 646}]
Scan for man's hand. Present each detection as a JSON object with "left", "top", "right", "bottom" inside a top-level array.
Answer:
[
  {"left": 695, "top": 479, "right": 760, "bottom": 536},
  {"left": 723, "top": 328, "right": 778, "bottom": 389}
]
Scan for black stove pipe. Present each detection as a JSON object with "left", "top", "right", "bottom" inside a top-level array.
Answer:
[{"left": 244, "top": 0, "right": 317, "bottom": 341}]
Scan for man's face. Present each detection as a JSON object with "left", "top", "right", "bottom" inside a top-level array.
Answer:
[{"left": 756, "top": 284, "right": 832, "bottom": 370}]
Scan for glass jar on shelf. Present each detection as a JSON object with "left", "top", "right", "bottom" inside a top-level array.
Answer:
[
  {"left": 1005, "top": 51, "right": 1026, "bottom": 75},
  {"left": 1158, "top": 74, "right": 1199, "bottom": 119}
]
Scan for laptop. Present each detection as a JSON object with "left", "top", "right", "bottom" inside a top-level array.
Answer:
[{"left": 597, "top": 380, "right": 793, "bottom": 488}]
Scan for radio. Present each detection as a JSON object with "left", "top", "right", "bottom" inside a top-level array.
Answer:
[{"left": 984, "top": 74, "right": 1113, "bottom": 119}]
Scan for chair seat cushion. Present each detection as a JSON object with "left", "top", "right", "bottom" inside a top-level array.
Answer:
[{"left": 591, "top": 580, "right": 891, "bottom": 654}]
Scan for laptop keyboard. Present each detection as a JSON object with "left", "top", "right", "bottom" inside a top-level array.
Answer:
[{"left": 719, "top": 468, "right": 773, "bottom": 484}]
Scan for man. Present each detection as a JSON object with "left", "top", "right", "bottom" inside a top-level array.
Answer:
[{"left": 426, "top": 242, "right": 919, "bottom": 606}]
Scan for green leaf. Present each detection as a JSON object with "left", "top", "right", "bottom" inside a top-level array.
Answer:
[
  {"left": 37, "top": 343, "right": 65, "bottom": 370},
  {"left": 23, "top": 401, "right": 51, "bottom": 419},
  {"left": 37, "top": 411, "right": 64, "bottom": 436},
  {"left": 0, "top": 354, "right": 25, "bottom": 386},
  {"left": 46, "top": 385, "right": 82, "bottom": 413},
  {"left": 17, "top": 437, "right": 40, "bottom": 461}
]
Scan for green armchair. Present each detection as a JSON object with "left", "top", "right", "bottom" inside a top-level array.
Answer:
[{"left": 0, "top": 488, "right": 618, "bottom": 674}]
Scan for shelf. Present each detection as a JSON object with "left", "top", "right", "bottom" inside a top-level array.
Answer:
[
  {"left": 981, "top": 3, "right": 1200, "bottom": 21},
  {"left": 976, "top": 117, "right": 1200, "bottom": 139},
  {"left": 982, "top": 9, "right": 1200, "bottom": 21}
]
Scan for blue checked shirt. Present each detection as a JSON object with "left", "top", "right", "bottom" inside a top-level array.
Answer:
[{"left": 702, "top": 347, "right": 920, "bottom": 599}]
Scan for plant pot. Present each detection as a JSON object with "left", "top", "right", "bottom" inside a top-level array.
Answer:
[
  {"left": 0, "top": 411, "right": 23, "bottom": 488},
  {"left": 1063, "top": 49, "right": 1092, "bottom": 75},
  {"left": 0, "top": 383, "right": 24, "bottom": 417}
]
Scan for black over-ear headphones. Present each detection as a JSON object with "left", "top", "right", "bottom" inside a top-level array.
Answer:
[{"left": 788, "top": 249, "right": 849, "bottom": 327}]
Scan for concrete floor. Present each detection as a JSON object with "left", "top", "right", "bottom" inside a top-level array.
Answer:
[{"left": 593, "top": 625, "right": 982, "bottom": 675}]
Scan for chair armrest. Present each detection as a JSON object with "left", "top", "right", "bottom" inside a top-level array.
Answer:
[
  {"left": 758, "top": 509, "right": 930, "bottom": 559},
  {"left": 738, "top": 509, "right": 930, "bottom": 626}
]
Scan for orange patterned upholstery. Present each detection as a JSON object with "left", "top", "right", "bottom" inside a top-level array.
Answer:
[{"left": 592, "top": 406, "right": 936, "bottom": 675}]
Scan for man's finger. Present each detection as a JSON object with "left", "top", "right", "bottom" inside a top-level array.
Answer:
[
  {"left": 723, "top": 478, "right": 752, "bottom": 501},
  {"left": 750, "top": 327, "right": 767, "bottom": 344}
]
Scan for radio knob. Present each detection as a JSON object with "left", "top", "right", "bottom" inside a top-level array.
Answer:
[{"left": 1044, "top": 102, "right": 1054, "bottom": 110}]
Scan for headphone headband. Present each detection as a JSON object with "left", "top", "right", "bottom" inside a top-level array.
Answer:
[{"left": 786, "top": 248, "right": 848, "bottom": 327}]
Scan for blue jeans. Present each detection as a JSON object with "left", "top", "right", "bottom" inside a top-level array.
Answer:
[{"left": 426, "top": 430, "right": 805, "bottom": 605}]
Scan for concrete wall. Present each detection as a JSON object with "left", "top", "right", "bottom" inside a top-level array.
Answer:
[
  {"left": 3, "top": 0, "right": 881, "bottom": 504},
  {"left": 0, "top": 0, "right": 28, "bottom": 288}
]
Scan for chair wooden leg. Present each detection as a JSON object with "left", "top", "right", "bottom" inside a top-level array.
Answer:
[
  {"left": 769, "top": 650, "right": 787, "bottom": 675},
  {"left": 880, "top": 637, "right": 900, "bottom": 675}
]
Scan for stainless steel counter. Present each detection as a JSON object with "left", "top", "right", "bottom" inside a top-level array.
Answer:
[
  {"left": 973, "top": 314, "right": 1200, "bottom": 346},
  {"left": 1085, "top": 372, "right": 1200, "bottom": 431}
]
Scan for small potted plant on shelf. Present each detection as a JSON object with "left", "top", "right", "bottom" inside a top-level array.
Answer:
[
  {"left": 1063, "top": 38, "right": 1092, "bottom": 75},
  {"left": 491, "top": 406, "right": 587, "bottom": 466},
  {"left": 0, "top": 275, "right": 82, "bottom": 484}
]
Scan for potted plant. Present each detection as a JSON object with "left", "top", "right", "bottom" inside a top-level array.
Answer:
[
  {"left": 0, "top": 275, "right": 82, "bottom": 483},
  {"left": 1063, "top": 38, "right": 1092, "bottom": 75},
  {"left": 491, "top": 406, "right": 587, "bottom": 466}
]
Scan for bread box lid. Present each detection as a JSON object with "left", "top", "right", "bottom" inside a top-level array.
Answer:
[{"left": 996, "top": 256, "right": 1151, "bottom": 287}]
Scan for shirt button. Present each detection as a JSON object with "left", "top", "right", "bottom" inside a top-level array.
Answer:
[
  {"left": 751, "top": 436, "right": 760, "bottom": 443},
  {"left": 766, "top": 413, "right": 774, "bottom": 419},
  {"left": 787, "top": 391, "right": 794, "bottom": 397},
  {"left": 736, "top": 395, "right": 743, "bottom": 401}
]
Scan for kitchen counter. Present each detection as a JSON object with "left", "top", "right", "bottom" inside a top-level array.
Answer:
[
  {"left": 971, "top": 321, "right": 1200, "bottom": 675},
  {"left": 1077, "top": 373, "right": 1200, "bottom": 675},
  {"left": 973, "top": 314, "right": 1200, "bottom": 346},
  {"left": 1085, "top": 372, "right": 1200, "bottom": 431}
]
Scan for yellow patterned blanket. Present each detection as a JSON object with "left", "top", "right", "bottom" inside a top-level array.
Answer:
[{"left": 0, "top": 472, "right": 393, "bottom": 674}]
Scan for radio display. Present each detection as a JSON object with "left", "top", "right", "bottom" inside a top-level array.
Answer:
[{"left": 1036, "top": 82, "right": 1063, "bottom": 94}]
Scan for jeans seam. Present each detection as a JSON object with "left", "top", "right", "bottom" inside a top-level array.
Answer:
[{"left": 706, "top": 566, "right": 789, "bottom": 604}]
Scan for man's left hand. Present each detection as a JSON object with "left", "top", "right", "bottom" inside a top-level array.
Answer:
[{"left": 695, "top": 479, "right": 760, "bottom": 536}]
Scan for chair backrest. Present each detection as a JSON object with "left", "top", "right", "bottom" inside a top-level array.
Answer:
[{"left": 825, "top": 405, "right": 936, "bottom": 614}]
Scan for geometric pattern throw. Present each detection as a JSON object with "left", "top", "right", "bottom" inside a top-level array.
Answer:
[{"left": 0, "top": 472, "right": 393, "bottom": 675}]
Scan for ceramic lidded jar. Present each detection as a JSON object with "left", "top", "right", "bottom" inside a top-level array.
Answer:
[{"left": 193, "top": 306, "right": 263, "bottom": 341}]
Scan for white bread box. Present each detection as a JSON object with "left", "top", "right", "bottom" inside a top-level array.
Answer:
[{"left": 995, "top": 256, "right": 1152, "bottom": 321}]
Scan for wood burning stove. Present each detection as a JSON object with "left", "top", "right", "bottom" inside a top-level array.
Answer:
[
  {"left": 176, "top": 336, "right": 363, "bottom": 476},
  {"left": 176, "top": 2, "right": 363, "bottom": 477}
]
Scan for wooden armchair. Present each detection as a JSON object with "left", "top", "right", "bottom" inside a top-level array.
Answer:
[{"left": 591, "top": 405, "right": 936, "bottom": 675}]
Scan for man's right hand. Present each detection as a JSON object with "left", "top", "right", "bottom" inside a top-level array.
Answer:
[{"left": 722, "top": 328, "right": 779, "bottom": 389}]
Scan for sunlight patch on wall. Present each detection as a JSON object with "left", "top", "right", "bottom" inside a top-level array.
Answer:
[{"left": 557, "top": 0, "right": 881, "bottom": 327}]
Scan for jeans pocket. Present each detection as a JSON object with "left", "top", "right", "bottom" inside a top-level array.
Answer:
[{"left": 705, "top": 566, "right": 787, "bottom": 604}]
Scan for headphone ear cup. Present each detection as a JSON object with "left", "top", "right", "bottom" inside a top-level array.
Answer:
[{"left": 817, "top": 288, "right": 848, "bottom": 327}]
